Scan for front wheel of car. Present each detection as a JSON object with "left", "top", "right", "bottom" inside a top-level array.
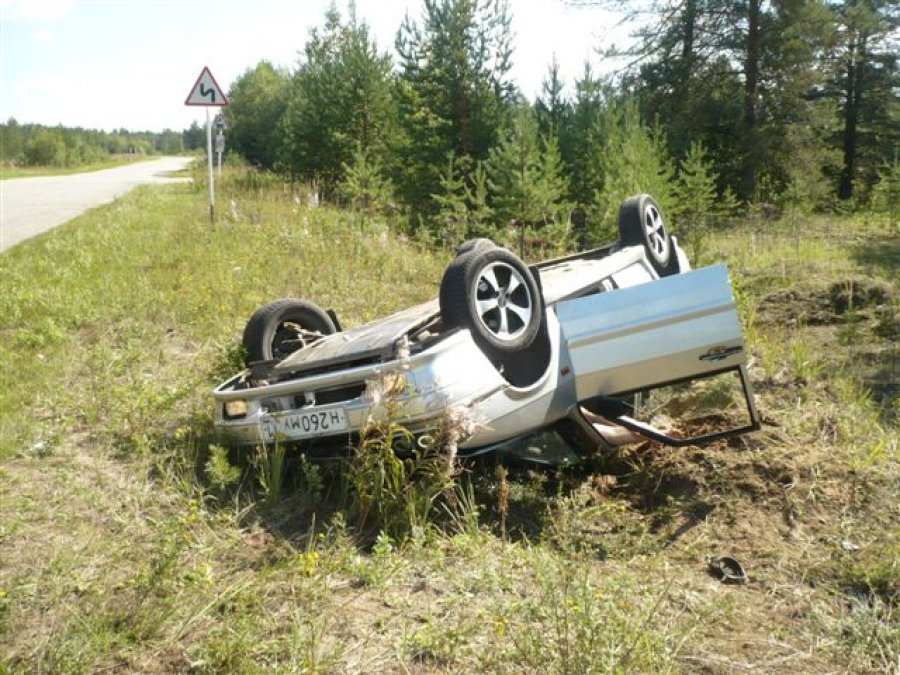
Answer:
[
  {"left": 242, "top": 298, "right": 336, "bottom": 365},
  {"left": 618, "top": 194, "right": 677, "bottom": 276},
  {"left": 439, "top": 246, "right": 543, "bottom": 354}
]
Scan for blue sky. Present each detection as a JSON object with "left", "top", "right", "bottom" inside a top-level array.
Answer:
[{"left": 0, "top": 0, "right": 626, "bottom": 132}]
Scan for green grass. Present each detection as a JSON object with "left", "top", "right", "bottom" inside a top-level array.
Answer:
[
  {"left": 1, "top": 171, "right": 897, "bottom": 672},
  {"left": 0, "top": 154, "right": 162, "bottom": 180},
  {"left": 0, "top": 167, "right": 444, "bottom": 457}
]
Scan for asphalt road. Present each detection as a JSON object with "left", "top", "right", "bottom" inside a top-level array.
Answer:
[{"left": 0, "top": 156, "right": 194, "bottom": 253}]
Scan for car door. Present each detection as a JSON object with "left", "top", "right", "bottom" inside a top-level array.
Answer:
[{"left": 556, "top": 264, "right": 759, "bottom": 444}]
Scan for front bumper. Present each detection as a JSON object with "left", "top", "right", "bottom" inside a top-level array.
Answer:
[{"left": 213, "top": 330, "right": 507, "bottom": 447}]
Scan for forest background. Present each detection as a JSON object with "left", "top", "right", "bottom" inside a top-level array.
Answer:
[{"left": 2, "top": 0, "right": 898, "bottom": 248}]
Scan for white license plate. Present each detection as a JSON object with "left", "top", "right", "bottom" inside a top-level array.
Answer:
[{"left": 261, "top": 407, "right": 348, "bottom": 441}]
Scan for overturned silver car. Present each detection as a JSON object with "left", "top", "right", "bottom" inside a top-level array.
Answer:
[{"left": 213, "top": 195, "right": 759, "bottom": 457}]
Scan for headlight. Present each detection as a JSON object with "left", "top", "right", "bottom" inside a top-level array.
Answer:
[{"left": 223, "top": 399, "right": 249, "bottom": 419}]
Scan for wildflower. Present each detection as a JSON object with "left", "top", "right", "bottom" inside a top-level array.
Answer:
[
  {"left": 297, "top": 551, "right": 320, "bottom": 577},
  {"left": 494, "top": 615, "right": 509, "bottom": 638}
]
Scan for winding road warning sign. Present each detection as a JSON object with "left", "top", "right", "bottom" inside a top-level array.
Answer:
[{"left": 185, "top": 67, "right": 229, "bottom": 106}]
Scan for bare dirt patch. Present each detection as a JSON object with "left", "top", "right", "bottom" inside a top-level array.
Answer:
[{"left": 759, "top": 277, "right": 898, "bottom": 414}]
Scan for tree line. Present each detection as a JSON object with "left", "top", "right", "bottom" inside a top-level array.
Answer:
[
  {"left": 4, "top": 0, "right": 894, "bottom": 246},
  {"left": 0, "top": 120, "right": 188, "bottom": 169},
  {"left": 223, "top": 0, "right": 897, "bottom": 246}
]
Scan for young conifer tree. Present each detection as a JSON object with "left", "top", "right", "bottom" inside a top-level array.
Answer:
[
  {"left": 432, "top": 153, "right": 471, "bottom": 247},
  {"left": 339, "top": 143, "right": 395, "bottom": 219},
  {"left": 395, "top": 0, "right": 514, "bottom": 219},
  {"left": 593, "top": 99, "right": 675, "bottom": 243},
  {"left": 675, "top": 141, "right": 718, "bottom": 260}
]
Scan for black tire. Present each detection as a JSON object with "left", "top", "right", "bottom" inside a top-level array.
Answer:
[
  {"left": 441, "top": 240, "right": 498, "bottom": 318},
  {"left": 618, "top": 194, "right": 675, "bottom": 276},
  {"left": 455, "top": 237, "right": 496, "bottom": 257},
  {"left": 440, "top": 246, "right": 543, "bottom": 354},
  {"left": 242, "top": 299, "right": 336, "bottom": 365}
]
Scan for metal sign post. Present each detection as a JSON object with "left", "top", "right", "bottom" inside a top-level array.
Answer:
[
  {"left": 214, "top": 113, "right": 226, "bottom": 177},
  {"left": 185, "top": 66, "right": 229, "bottom": 224},
  {"left": 215, "top": 131, "right": 225, "bottom": 176},
  {"left": 206, "top": 108, "right": 214, "bottom": 218}
]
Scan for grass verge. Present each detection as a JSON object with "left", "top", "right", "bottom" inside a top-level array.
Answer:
[
  {"left": 0, "top": 154, "right": 164, "bottom": 180},
  {"left": 1, "top": 169, "right": 897, "bottom": 672}
]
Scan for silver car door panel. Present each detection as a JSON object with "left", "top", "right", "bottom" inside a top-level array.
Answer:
[{"left": 557, "top": 264, "right": 746, "bottom": 401}]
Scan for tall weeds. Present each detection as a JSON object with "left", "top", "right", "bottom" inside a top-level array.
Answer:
[
  {"left": 347, "top": 365, "right": 475, "bottom": 541},
  {"left": 348, "top": 414, "right": 453, "bottom": 541}
]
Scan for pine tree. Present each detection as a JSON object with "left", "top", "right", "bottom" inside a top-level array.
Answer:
[
  {"left": 432, "top": 153, "right": 471, "bottom": 246},
  {"left": 395, "top": 0, "right": 515, "bottom": 219},
  {"left": 466, "top": 161, "right": 497, "bottom": 238},
  {"left": 535, "top": 134, "right": 572, "bottom": 252},
  {"left": 487, "top": 106, "right": 567, "bottom": 250},
  {"left": 535, "top": 57, "right": 569, "bottom": 139},
  {"left": 182, "top": 121, "right": 205, "bottom": 151},
  {"left": 487, "top": 107, "right": 542, "bottom": 228},
  {"left": 280, "top": 6, "right": 394, "bottom": 198},
  {"left": 829, "top": 0, "right": 900, "bottom": 202},
  {"left": 674, "top": 141, "right": 719, "bottom": 260},
  {"left": 871, "top": 154, "right": 899, "bottom": 227},
  {"left": 535, "top": 135, "right": 568, "bottom": 227},
  {"left": 602, "top": 0, "right": 850, "bottom": 204},
  {"left": 593, "top": 99, "right": 675, "bottom": 243},
  {"left": 561, "top": 64, "right": 603, "bottom": 208},
  {"left": 338, "top": 143, "right": 395, "bottom": 218}
]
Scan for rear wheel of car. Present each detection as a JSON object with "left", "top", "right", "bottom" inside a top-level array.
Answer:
[
  {"left": 242, "top": 299, "right": 336, "bottom": 365},
  {"left": 618, "top": 194, "right": 676, "bottom": 276},
  {"left": 440, "top": 246, "right": 543, "bottom": 354}
]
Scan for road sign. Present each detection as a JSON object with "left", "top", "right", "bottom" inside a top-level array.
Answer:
[
  {"left": 185, "top": 66, "right": 229, "bottom": 106},
  {"left": 213, "top": 113, "right": 227, "bottom": 130},
  {"left": 186, "top": 67, "right": 228, "bottom": 224}
]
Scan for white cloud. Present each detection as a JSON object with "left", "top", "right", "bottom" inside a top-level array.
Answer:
[
  {"left": 32, "top": 28, "right": 54, "bottom": 44},
  {"left": 0, "top": 0, "right": 75, "bottom": 22},
  {"left": 13, "top": 73, "right": 67, "bottom": 98}
]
